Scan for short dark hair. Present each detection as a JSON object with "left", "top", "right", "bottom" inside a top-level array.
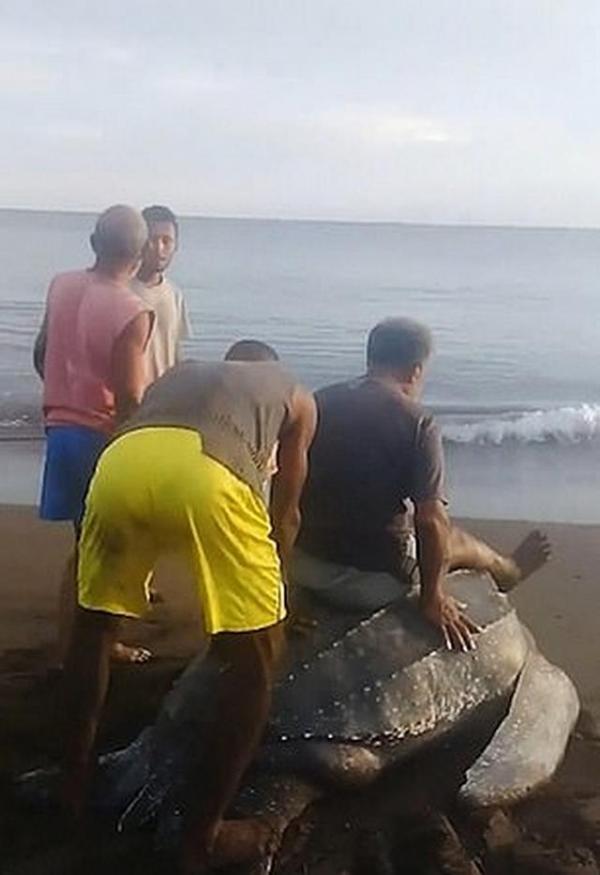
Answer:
[
  {"left": 367, "top": 318, "right": 433, "bottom": 372},
  {"left": 142, "top": 204, "right": 178, "bottom": 236},
  {"left": 224, "top": 339, "right": 279, "bottom": 362}
]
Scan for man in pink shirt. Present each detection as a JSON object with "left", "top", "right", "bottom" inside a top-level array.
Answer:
[{"left": 34, "top": 204, "right": 154, "bottom": 664}]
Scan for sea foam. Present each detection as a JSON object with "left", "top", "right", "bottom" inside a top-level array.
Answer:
[{"left": 443, "top": 403, "right": 600, "bottom": 445}]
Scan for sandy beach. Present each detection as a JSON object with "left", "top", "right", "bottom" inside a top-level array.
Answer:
[
  {"left": 4, "top": 4, "right": 600, "bottom": 873},
  {"left": 1, "top": 506, "right": 598, "bottom": 713},
  {"left": 2, "top": 505, "right": 600, "bottom": 873}
]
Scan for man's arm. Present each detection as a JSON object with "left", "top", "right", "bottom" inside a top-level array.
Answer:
[
  {"left": 414, "top": 498, "right": 476, "bottom": 651},
  {"left": 414, "top": 497, "right": 450, "bottom": 612},
  {"left": 411, "top": 416, "right": 476, "bottom": 651},
  {"left": 270, "top": 389, "right": 317, "bottom": 581},
  {"left": 33, "top": 310, "right": 48, "bottom": 379},
  {"left": 112, "top": 311, "right": 153, "bottom": 423}
]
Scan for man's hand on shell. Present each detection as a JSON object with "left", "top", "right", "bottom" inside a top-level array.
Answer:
[{"left": 420, "top": 592, "right": 480, "bottom": 652}]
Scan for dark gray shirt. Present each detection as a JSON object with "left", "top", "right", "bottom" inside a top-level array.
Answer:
[{"left": 298, "top": 376, "right": 446, "bottom": 572}]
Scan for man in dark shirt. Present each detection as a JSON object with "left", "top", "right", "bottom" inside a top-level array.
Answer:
[{"left": 299, "top": 318, "right": 550, "bottom": 651}]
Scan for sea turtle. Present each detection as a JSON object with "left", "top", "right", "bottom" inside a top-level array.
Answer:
[{"left": 17, "top": 568, "right": 579, "bottom": 872}]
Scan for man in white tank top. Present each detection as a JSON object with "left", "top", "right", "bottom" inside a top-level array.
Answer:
[{"left": 132, "top": 204, "right": 191, "bottom": 383}]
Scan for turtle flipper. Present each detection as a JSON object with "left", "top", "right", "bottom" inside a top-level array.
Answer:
[{"left": 459, "top": 643, "right": 579, "bottom": 808}]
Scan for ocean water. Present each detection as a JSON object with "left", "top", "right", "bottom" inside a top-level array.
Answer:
[{"left": 1, "top": 208, "right": 600, "bottom": 521}]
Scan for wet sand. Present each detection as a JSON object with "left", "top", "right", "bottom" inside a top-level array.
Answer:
[{"left": 1, "top": 505, "right": 600, "bottom": 873}]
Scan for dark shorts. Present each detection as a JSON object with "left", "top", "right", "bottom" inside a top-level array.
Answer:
[
  {"left": 298, "top": 527, "right": 420, "bottom": 587},
  {"left": 39, "top": 425, "right": 109, "bottom": 527}
]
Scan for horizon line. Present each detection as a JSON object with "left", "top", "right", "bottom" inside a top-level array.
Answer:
[{"left": 1, "top": 204, "right": 600, "bottom": 234}]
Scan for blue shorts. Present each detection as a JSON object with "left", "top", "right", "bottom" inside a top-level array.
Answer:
[{"left": 40, "top": 425, "right": 109, "bottom": 527}]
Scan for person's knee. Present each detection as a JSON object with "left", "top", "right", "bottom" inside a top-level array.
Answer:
[{"left": 445, "top": 523, "right": 469, "bottom": 560}]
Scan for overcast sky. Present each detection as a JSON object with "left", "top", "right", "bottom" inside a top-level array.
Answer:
[{"left": 2, "top": 1, "right": 600, "bottom": 226}]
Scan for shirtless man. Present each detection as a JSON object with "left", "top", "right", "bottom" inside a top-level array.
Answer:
[
  {"left": 34, "top": 205, "right": 154, "bottom": 664},
  {"left": 298, "top": 318, "right": 550, "bottom": 651},
  {"left": 61, "top": 355, "right": 316, "bottom": 872}
]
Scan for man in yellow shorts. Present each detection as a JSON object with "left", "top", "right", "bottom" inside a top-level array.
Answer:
[{"left": 60, "top": 348, "right": 317, "bottom": 872}]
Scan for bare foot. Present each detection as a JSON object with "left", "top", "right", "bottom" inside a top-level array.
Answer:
[
  {"left": 110, "top": 642, "right": 152, "bottom": 664},
  {"left": 492, "top": 530, "right": 551, "bottom": 592}
]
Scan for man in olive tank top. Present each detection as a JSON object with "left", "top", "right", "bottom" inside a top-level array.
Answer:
[{"left": 60, "top": 351, "right": 317, "bottom": 871}]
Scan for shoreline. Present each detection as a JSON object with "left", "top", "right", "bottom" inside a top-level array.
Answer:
[{"left": 4, "top": 438, "right": 600, "bottom": 524}]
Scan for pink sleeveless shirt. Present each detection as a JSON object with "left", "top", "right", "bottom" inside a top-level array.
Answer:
[{"left": 43, "top": 270, "right": 151, "bottom": 434}]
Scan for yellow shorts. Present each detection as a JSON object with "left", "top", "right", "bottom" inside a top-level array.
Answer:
[{"left": 77, "top": 427, "right": 285, "bottom": 635}]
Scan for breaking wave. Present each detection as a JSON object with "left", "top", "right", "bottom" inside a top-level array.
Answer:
[
  {"left": 1, "top": 395, "right": 600, "bottom": 448},
  {"left": 442, "top": 403, "right": 600, "bottom": 445}
]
